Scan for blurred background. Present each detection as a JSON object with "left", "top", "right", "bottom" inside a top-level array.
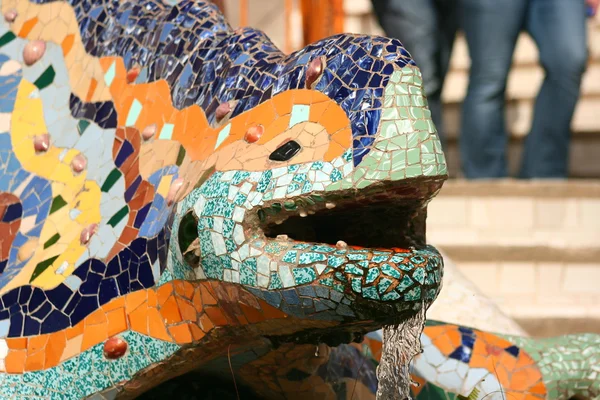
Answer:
[{"left": 214, "top": 0, "right": 600, "bottom": 337}]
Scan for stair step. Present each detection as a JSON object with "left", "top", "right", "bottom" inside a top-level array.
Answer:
[
  {"left": 428, "top": 180, "right": 600, "bottom": 251},
  {"left": 442, "top": 132, "right": 600, "bottom": 179},
  {"left": 443, "top": 97, "right": 600, "bottom": 138},
  {"left": 428, "top": 180, "right": 600, "bottom": 322},
  {"left": 453, "top": 260, "right": 600, "bottom": 321},
  {"left": 443, "top": 63, "right": 600, "bottom": 103}
]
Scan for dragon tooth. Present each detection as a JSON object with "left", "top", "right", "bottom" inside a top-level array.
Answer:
[{"left": 325, "top": 202, "right": 336, "bottom": 209}]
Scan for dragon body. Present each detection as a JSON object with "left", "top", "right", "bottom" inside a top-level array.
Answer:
[{"left": 0, "top": 1, "right": 597, "bottom": 399}]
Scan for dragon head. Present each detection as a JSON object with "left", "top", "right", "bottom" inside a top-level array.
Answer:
[{"left": 172, "top": 31, "right": 447, "bottom": 345}]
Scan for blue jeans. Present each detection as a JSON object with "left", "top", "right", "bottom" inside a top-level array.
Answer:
[
  {"left": 459, "top": 0, "right": 588, "bottom": 179},
  {"left": 371, "top": 0, "right": 458, "bottom": 145}
]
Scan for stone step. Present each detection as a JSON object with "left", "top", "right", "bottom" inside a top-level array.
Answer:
[
  {"left": 428, "top": 180, "right": 600, "bottom": 322},
  {"left": 453, "top": 259, "right": 600, "bottom": 322},
  {"left": 428, "top": 180, "right": 600, "bottom": 251},
  {"left": 443, "top": 97, "right": 600, "bottom": 138},
  {"left": 441, "top": 130, "right": 600, "bottom": 178},
  {"left": 442, "top": 63, "right": 600, "bottom": 104}
]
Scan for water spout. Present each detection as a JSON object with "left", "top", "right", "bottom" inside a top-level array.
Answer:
[{"left": 376, "top": 304, "right": 426, "bottom": 399}]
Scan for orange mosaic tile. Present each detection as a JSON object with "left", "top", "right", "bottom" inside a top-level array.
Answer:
[
  {"left": 61, "top": 33, "right": 75, "bottom": 55},
  {"left": 17, "top": 16, "right": 38, "bottom": 37}
]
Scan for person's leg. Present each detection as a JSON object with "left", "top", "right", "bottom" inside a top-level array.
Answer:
[
  {"left": 436, "top": 0, "right": 459, "bottom": 88},
  {"left": 458, "top": 0, "right": 527, "bottom": 178},
  {"left": 434, "top": 0, "right": 459, "bottom": 149},
  {"left": 370, "top": 0, "right": 453, "bottom": 144},
  {"left": 520, "top": 0, "right": 588, "bottom": 178}
]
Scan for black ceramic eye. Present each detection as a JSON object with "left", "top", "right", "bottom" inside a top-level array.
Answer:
[
  {"left": 269, "top": 140, "right": 301, "bottom": 162},
  {"left": 178, "top": 210, "right": 199, "bottom": 257}
]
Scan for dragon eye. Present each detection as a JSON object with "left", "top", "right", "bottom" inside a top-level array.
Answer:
[
  {"left": 269, "top": 140, "right": 301, "bottom": 162},
  {"left": 178, "top": 210, "right": 200, "bottom": 266}
]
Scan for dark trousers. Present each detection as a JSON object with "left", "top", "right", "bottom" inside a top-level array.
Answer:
[
  {"left": 371, "top": 0, "right": 458, "bottom": 146},
  {"left": 459, "top": 0, "right": 588, "bottom": 179}
]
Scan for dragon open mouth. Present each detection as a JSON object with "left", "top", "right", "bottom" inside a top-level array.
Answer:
[
  {"left": 258, "top": 179, "right": 438, "bottom": 252},
  {"left": 177, "top": 175, "right": 446, "bottom": 347},
  {"left": 263, "top": 196, "right": 422, "bottom": 250}
]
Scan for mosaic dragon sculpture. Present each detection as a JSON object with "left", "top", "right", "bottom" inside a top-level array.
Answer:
[{"left": 0, "top": 0, "right": 598, "bottom": 399}]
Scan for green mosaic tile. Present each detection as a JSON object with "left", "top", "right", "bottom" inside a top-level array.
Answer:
[
  {"left": 318, "top": 277, "right": 334, "bottom": 287},
  {"left": 299, "top": 252, "right": 327, "bottom": 264},
  {"left": 33, "top": 66, "right": 56, "bottom": 90},
  {"left": 347, "top": 253, "right": 367, "bottom": 261},
  {"left": 404, "top": 286, "right": 421, "bottom": 301},
  {"left": 101, "top": 168, "right": 122, "bottom": 192},
  {"left": 107, "top": 206, "right": 129, "bottom": 227},
  {"left": 407, "top": 147, "right": 420, "bottom": 165},
  {"left": 240, "top": 265, "right": 257, "bottom": 286},
  {"left": 377, "top": 278, "right": 393, "bottom": 294},
  {"left": 365, "top": 268, "right": 380, "bottom": 284},
  {"left": 292, "top": 267, "right": 317, "bottom": 284},
  {"left": 381, "top": 263, "right": 401, "bottom": 279},
  {"left": 282, "top": 251, "right": 298, "bottom": 263},
  {"left": 412, "top": 268, "right": 425, "bottom": 285},
  {"left": 268, "top": 272, "right": 283, "bottom": 290},
  {"left": 351, "top": 278, "right": 362, "bottom": 293},
  {"left": 328, "top": 256, "right": 345, "bottom": 268},
  {"left": 405, "top": 165, "right": 423, "bottom": 178},
  {"left": 344, "top": 264, "right": 363, "bottom": 276},
  {"left": 77, "top": 119, "right": 90, "bottom": 135},
  {"left": 202, "top": 254, "right": 224, "bottom": 280},
  {"left": 396, "top": 275, "right": 414, "bottom": 293},
  {"left": 43, "top": 233, "right": 60, "bottom": 249},
  {"left": 381, "top": 291, "right": 401, "bottom": 301},
  {"left": 0, "top": 31, "right": 16, "bottom": 47},
  {"left": 310, "top": 244, "right": 334, "bottom": 253},
  {"left": 49, "top": 195, "right": 68, "bottom": 214},
  {"left": 333, "top": 283, "right": 345, "bottom": 293},
  {"left": 362, "top": 286, "right": 380, "bottom": 300},
  {"left": 30, "top": 255, "right": 59, "bottom": 282}
]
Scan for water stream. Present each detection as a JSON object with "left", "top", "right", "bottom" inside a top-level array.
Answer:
[{"left": 375, "top": 305, "right": 426, "bottom": 400}]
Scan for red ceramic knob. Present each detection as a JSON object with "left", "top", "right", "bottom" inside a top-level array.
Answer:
[
  {"left": 166, "top": 178, "right": 184, "bottom": 205},
  {"left": 103, "top": 337, "right": 128, "bottom": 359},
  {"left": 4, "top": 9, "right": 17, "bottom": 23},
  {"left": 33, "top": 134, "right": 49, "bottom": 153},
  {"left": 215, "top": 102, "right": 232, "bottom": 121},
  {"left": 71, "top": 154, "right": 87, "bottom": 173},
  {"left": 141, "top": 124, "right": 156, "bottom": 141},
  {"left": 23, "top": 40, "right": 46, "bottom": 66},
  {"left": 305, "top": 57, "right": 324, "bottom": 89},
  {"left": 244, "top": 125, "right": 263, "bottom": 143},
  {"left": 80, "top": 223, "right": 97, "bottom": 245},
  {"left": 126, "top": 66, "right": 140, "bottom": 83}
]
